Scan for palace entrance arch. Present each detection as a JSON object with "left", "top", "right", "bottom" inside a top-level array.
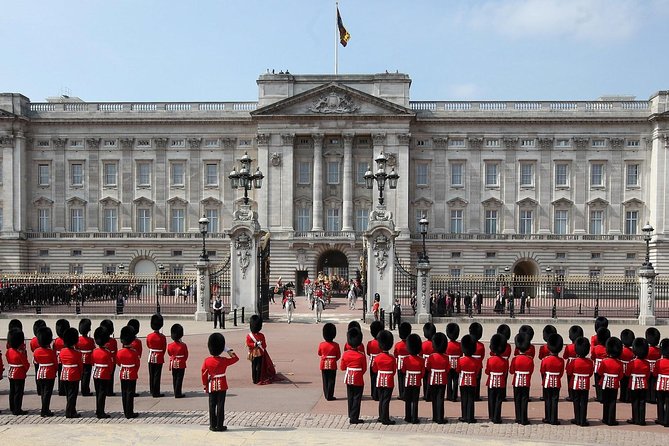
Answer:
[{"left": 316, "top": 250, "right": 350, "bottom": 294}]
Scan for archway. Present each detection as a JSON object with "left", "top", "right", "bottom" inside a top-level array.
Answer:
[
  {"left": 316, "top": 250, "right": 350, "bottom": 295},
  {"left": 511, "top": 258, "right": 539, "bottom": 302},
  {"left": 512, "top": 259, "right": 538, "bottom": 276},
  {"left": 133, "top": 259, "right": 157, "bottom": 274}
]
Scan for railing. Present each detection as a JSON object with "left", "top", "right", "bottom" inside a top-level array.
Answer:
[
  {"left": 25, "top": 231, "right": 229, "bottom": 239},
  {"left": 408, "top": 232, "right": 645, "bottom": 242},
  {"left": 410, "top": 100, "right": 650, "bottom": 113},
  {"left": 29, "top": 101, "right": 258, "bottom": 115},
  {"left": 293, "top": 231, "right": 360, "bottom": 239},
  {"left": 655, "top": 277, "right": 669, "bottom": 318}
]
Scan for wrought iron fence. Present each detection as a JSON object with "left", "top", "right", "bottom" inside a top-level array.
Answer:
[
  {"left": 394, "top": 256, "right": 417, "bottom": 316},
  {"left": 655, "top": 276, "right": 669, "bottom": 318},
  {"left": 209, "top": 256, "right": 232, "bottom": 311}
]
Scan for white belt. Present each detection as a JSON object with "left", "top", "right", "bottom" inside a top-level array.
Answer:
[
  {"left": 630, "top": 373, "right": 646, "bottom": 390},
  {"left": 544, "top": 371, "right": 560, "bottom": 387},
  {"left": 149, "top": 349, "right": 163, "bottom": 352},
  {"left": 397, "top": 355, "right": 407, "bottom": 370},
  {"left": 602, "top": 373, "right": 617, "bottom": 389},
  {"left": 173, "top": 355, "right": 185, "bottom": 358},
  {"left": 79, "top": 350, "right": 93, "bottom": 353},
  {"left": 472, "top": 355, "right": 482, "bottom": 360},
  {"left": 325, "top": 355, "right": 337, "bottom": 358},
  {"left": 121, "top": 364, "right": 136, "bottom": 368},
  {"left": 376, "top": 370, "right": 393, "bottom": 387},
  {"left": 38, "top": 363, "right": 54, "bottom": 367},
  {"left": 8, "top": 363, "right": 22, "bottom": 368},
  {"left": 93, "top": 363, "right": 109, "bottom": 368},
  {"left": 345, "top": 367, "right": 363, "bottom": 384},
  {"left": 514, "top": 371, "right": 529, "bottom": 387},
  {"left": 62, "top": 364, "right": 78, "bottom": 368},
  {"left": 212, "top": 373, "right": 226, "bottom": 378},
  {"left": 572, "top": 373, "right": 589, "bottom": 390}
]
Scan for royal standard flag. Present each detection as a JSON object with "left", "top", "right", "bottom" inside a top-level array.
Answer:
[{"left": 337, "top": 7, "right": 350, "bottom": 47}]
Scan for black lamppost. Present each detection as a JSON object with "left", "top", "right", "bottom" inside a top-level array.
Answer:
[
  {"left": 642, "top": 222, "right": 654, "bottom": 268},
  {"left": 505, "top": 266, "right": 514, "bottom": 318},
  {"left": 547, "top": 266, "right": 557, "bottom": 319},
  {"left": 156, "top": 263, "right": 164, "bottom": 314},
  {"left": 228, "top": 152, "right": 264, "bottom": 206},
  {"left": 418, "top": 215, "right": 429, "bottom": 262},
  {"left": 364, "top": 152, "right": 399, "bottom": 206},
  {"left": 199, "top": 214, "right": 210, "bottom": 261}
]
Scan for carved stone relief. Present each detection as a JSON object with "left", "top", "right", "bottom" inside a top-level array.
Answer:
[
  {"left": 432, "top": 137, "right": 448, "bottom": 149},
  {"left": 609, "top": 138, "right": 624, "bottom": 150},
  {"left": 120, "top": 138, "right": 135, "bottom": 150},
  {"left": 257, "top": 133, "right": 270, "bottom": 145},
  {"left": 308, "top": 92, "right": 360, "bottom": 114},
  {"left": 221, "top": 137, "right": 236, "bottom": 149},
  {"left": 538, "top": 138, "right": 554, "bottom": 149},
  {"left": 468, "top": 137, "right": 484, "bottom": 149},
  {"left": 397, "top": 133, "right": 411, "bottom": 145},
  {"left": 235, "top": 233, "right": 252, "bottom": 279},
  {"left": 271, "top": 152, "right": 282, "bottom": 167},
  {"left": 372, "top": 233, "right": 390, "bottom": 279},
  {"left": 0, "top": 135, "right": 14, "bottom": 147},
  {"left": 281, "top": 133, "right": 294, "bottom": 146},
  {"left": 188, "top": 138, "right": 202, "bottom": 149},
  {"left": 503, "top": 137, "right": 519, "bottom": 149},
  {"left": 154, "top": 137, "right": 169, "bottom": 149},
  {"left": 52, "top": 138, "right": 68, "bottom": 149},
  {"left": 372, "top": 133, "right": 386, "bottom": 147},
  {"left": 573, "top": 137, "right": 589, "bottom": 150}
]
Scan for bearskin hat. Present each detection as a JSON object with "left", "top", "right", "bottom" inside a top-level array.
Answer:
[
  {"left": 33, "top": 319, "right": 47, "bottom": 337},
  {"left": 322, "top": 323, "right": 337, "bottom": 342},
  {"left": 606, "top": 337, "right": 623, "bottom": 359},
  {"left": 575, "top": 336, "right": 590, "bottom": 358},
  {"left": 661, "top": 338, "right": 669, "bottom": 358},
  {"left": 446, "top": 323, "right": 460, "bottom": 341},
  {"left": 547, "top": 333, "right": 564, "bottom": 355},
  {"left": 519, "top": 324, "right": 535, "bottom": 341},
  {"left": 170, "top": 323, "right": 184, "bottom": 342},
  {"left": 8, "top": 329, "right": 24, "bottom": 349},
  {"left": 632, "top": 337, "right": 649, "bottom": 360},
  {"left": 128, "top": 318, "right": 140, "bottom": 334},
  {"left": 37, "top": 326, "right": 53, "bottom": 348},
  {"left": 496, "top": 324, "right": 511, "bottom": 341},
  {"left": 377, "top": 329, "right": 394, "bottom": 352},
  {"left": 208, "top": 332, "right": 225, "bottom": 356},
  {"left": 620, "top": 329, "right": 636, "bottom": 348},
  {"left": 399, "top": 322, "right": 412, "bottom": 340},
  {"left": 594, "top": 316, "right": 609, "bottom": 332},
  {"left": 432, "top": 332, "right": 448, "bottom": 354},
  {"left": 469, "top": 322, "right": 483, "bottom": 342},
  {"left": 596, "top": 328, "right": 611, "bottom": 347},
  {"left": 347, "top": 327, "right": 363, "bottom": 349},
  {"left": 63, "top": 327, "right": 79, "bottom": 348},
  {"left": 78, "top": 318, "right": 92, "bottom": 336},
  {"left": 120, "top": 325, "right": 137, "bottom": 346},
  {"left": 100, "top": 319, "right": 114, "bottom": 336},
  {"left": 514, "top": 332, "right": 531, "bottom": 353},
  {"left": 8, "top": 319, "right": 23, "bottom": 332},
  {"left": 150, "top": 314, "right": 164, "bottom": 331},
  {"left": 94, "top": 326, "right": 110, "bottom": 348},
  {"left": 568, "top": 325, "right": 584, "bottom": 343},
  {"left": 461, "top": 334, "right": 476, "bottom": 356},
  {"left": 55, "top": 318, "right": 70, "bottom": 338},
  {"left": 406, "top": 333, "right": 422, "bottom": 356},
  {"left": 423, "top": 322, "right": 436, "bottom": 341},
  {"left": 542, "top": 325, "right": 557, "bottom": 342},
  {"left": 370, "top": 321, "right": 384, "bottom": 339},
  {"left": 249, "top": 315, "right": 263, "bottom": 334},
  {"left": 348, "top": 320, "right": 361, "bottom": 332},
  {"left": 645, "top": 327, "right": 661, "bottom": 347},
  {"left": 490, "top": 333, "right": 507, "bottom": 356}
]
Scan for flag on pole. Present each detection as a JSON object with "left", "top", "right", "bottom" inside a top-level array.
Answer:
[{"left": 337, "top": 7, "right": 350, "bottom": 47}]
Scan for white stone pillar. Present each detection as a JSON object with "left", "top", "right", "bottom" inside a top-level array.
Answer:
[
  {"left": 396, "top": 133, "right": 411, "bottom": 236},
  {"left": 365, "top": 207, "right": 397, "bottom": 322},
  {"left": 312, "top": 134, "right": 324, "bottom": 231},
  {"left": 229, "top": 205, "right": 260, "bottom": 315},
  {"left": 638, "top": 265, "right": 657, "bottom": 326},
  {"left": 416, "top": 259, "right": 432, "bottom": 323},
  {"left": 256, "top": 133, "right": 270, "bottom": 229},
  {"left": 194, "top": 259, "right": 211, "bottom": 321},
  {"left": 342, "top": 133, "right": 354, "bottom": 232}
]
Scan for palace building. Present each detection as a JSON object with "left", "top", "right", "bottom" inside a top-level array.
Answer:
[{"left": 0, "top": 73, "right": 667, "bottom": 283}]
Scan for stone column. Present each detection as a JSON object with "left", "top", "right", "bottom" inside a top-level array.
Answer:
[
  {"left": 53, "top": 137, "right": 67, "bottom": 231},
  {"left": 256, "top": 133, "right": 270, "bottom": 229},
  {"left": 416, "top": 258, "right": 432, "bottom": 323},
  {"left": 312, "top": 133, "right": 324, "bottom": 231},
  {"left": 194, "top": 258, "right": 211, "bottom": 321},
  {"left": 638, "top": 264, "right": 657, "bottom": 326},
  {"left": 229, "top": 205, "right": 261, "bottom": 315},
  {"left": 396, "top": 133, "right": 411, "bottom": 236},
  {"left": 1, "top": 136, "right": 15, "bottom": 232},
  {"left": 342, "top": 133, "right": 354, "bottom": 231},
  {"left": 280, "top": 134, "right": 295, "bottom": 231},
  {"left": 365, "top": 207, "right": 397, "bottom": 322}
]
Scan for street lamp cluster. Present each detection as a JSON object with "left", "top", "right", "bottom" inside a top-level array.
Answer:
[
  {"left": 364, "top": 152, "right": 399, "bottom": 206},
  {"left": 228, "top": 152, "right": 264, "bottom": 206},
  {"left": 642, "top": 222, "right": 654, "bottom": 269}
]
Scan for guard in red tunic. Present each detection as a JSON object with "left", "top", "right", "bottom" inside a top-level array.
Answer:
[
  {"left": 655, "top": 338, "right": 669, "bottom": 427},
  {"left": 344, "top": 321, "right": 366, "bottom": 354},
  {"left": 457, "top": 334, "right": 482, "bottom": 423},
  {"left": 202, "top": 332, "right": 239, "bottom": 432},
  {"left": 77, "top": 318, "right": 95, "bottom": 397},
  {"left": 421, "top": 323, "right": 436, "bottom": 402},
  {"left": 496, "top": 324, "right": 512, "bottom": 402},
  {"left": 394, "top": 322, "right": 412, "bottom": 401},
  {"left": 646, "top": 327, "right": 661, "bottom": 404},
  {"left": 563, "top": 325, "right": 584, "bottom": 403},
  {"left": 485, "top": 334, "right": 508, "bottom": 424},
  {"left": 445, "top": 323, "right": 461, "bottom": 402},
  {"left": 128, "top": 319, "right": 143, "bottom": 359},
  {"left": 401, "top": 333, "right": 424, "bottom": 424},
  {"left": 626, "top": 337, "right": 650, "bottom": 425},
  {"left": 367, "top": 321, "right": 384, "bottom": 401},
  {"left": 30, "top": 319, "right": 47, "bottom": 395},
  {"left": 590, "top": 316, "right": 609, "bottom": 352},
  {"left": 599, "top": 337, "right": 624, "bottom": 426},
  {"left": 6, "top": 320, "right": 26, "bottom": 355},
  {"left": 372, "top": 330, "right": 397, "bottom": 425},
  {"left": 469, "top": 322, "right": 485, "bottom": 402},
  {"left": 514, "top": 325, "right": 536, "bottom": 359},
  {"left": 510, "top": 332, "right": 534, "bottom": 425},
  {"left": 566, "top": 336, "right": 593, "bottom": 427},
  {"left": 340, "top": 327, "right": 366, "bottom": 424},
  {"left": 540, "top": 333, "right": 565, "bottom": 425},
  {"left": 6, "top": 329, "right": 30, "bottom": 415},
  {"left": 54, "top": 318, "right": 71, "bottom": 397},
  {"left": 167, "top": 324, "right": 189, "bottom": 398},
  {"left": 539, "top": 325, "right": 557, "bottom": 360},
  {"left": 33, "top": 326, "right": 57, "bottom": 417},
  {"left": 147, "top": 314, "right": 167, "bottom": 398},
  {"left": 91, "top": 326, "right": 114, "bottom": 419},
  {"left": 317, "top": 323, "right": 341, "bottom": 401},
  {"left": 591, "top": 327, "right": 611, "bottom": 403},
  {"left": 100, "top": 319, "right": 118, "bottom": 397},
  {"left": 117, "top": 326, "right": 141, "bottom": 419},
  {"left": 60, "top": 327, "right": 83, "bottom": 418},
  {"left": 619, "top": 329, "right": 636, "bottom": 403},
  {"left": 426, "top": 332, "right": 449, "bottom": 424}
]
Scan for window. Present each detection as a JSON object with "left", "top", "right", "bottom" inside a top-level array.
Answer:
[
  {"left": 206, "top": 209, "right": 219, "bottom": 233},
  {"left": 627, "top": 140, "right": 640, "bottom": 147},
  {"left": 38, "top": 164, "right": 50, "bottom": 186},
  {"left": 590, "top": 163, "right": 604, "bottom": 187},
  {"left": 71, "top": 249, "right": 82, "bottom": 257},
  {"left": 171, "top": 162, "right": 185, "bottom": 186},
  {"left": 70, "top": 208, "right": 85, "bottom": 232},
  {"left": 137, "top": 208, "right": 151, "bottom": 233},
  {"left": 103, "top": 208, "right": 117, "bottom": 232},
  {"left": 626, "top": 164, "right": 639, "bottom": 187},
  {"left": 0, "top": 207, "right": 2, "bottom": 229},
  {"left": 137, "top": 162, "right": 151, "bottom": 186},
  {"left": 449, "top": 139, "right": 465, "bottom": 148},
  {"left": 451, "top": 252, "right": 461, "bottom": 258},
  {"left": 589, "top": 210, "right": 604, "bottom": 234},
  {"left": 70, "top": 163, "right": 84, "bottom": 186},
  {"left": 625, "top": 210, "right": 638, "bottom": 235},
  {"left": 450, "top": 268, "right": 461, "bottom": 277},
  {"left": 625, "top": 269, "right": 637, "bottom": 278},
  {"left": 70, "top": 264, "right": 84, "bottom": 274},
  {"left": 555, "top": 163, "right": 569, "bottom": 187},
  {"left": 356, "top": 162, "right": 368, "bottom": 185},
  {"left": 104, "top": 265, "right": 117, "bottom": 275},
  {"left": 0, "top": 159, "right": 3, "bottom": 184},
  {"left": 103, "top": 162, "right": 117, "bottom": 186},
  {"left": 554, "top": 209, "right": 569, "bottom": 235},
  {"left": 486, "top": 252, "right": 496, "bottom": 258},
  {"left": 415, "top": 209, "right": 426, "bottom": 232},
  {"left": 556, "top": 252, "right": 566, "bottom": 259},
  {"left": 591, "top": 252, "right": 601, "bottom": 259},
  {"left": 171, "top": 208, "right": 185, "bottom": 233},
  {"left": 70, "top": 140, "right": 83, "bottom": 148},
  {"left": 589, "top": 269, "right": 601, "bottom": 278},
  {"left": 172, "top": 250, "right": 183, "bottom": 257},
  {"left": 298, "top": 162, "right": 311, "bottom": 185},
  {"left": 326, "top": 208, "right": 340, "bottom": 231},
  {"left": 416, "top": 163, "right": 428, "bottom": 186},
  {"left": 207, "top": 250, "right": 216, "bottom": 258},
  {"left": 39, "top": 265, "right": 51, "bottom": 274},
  {"left": 205, "top": 163, "right": 218, "bottom": 186},
  {"left": 485, "top": 139, "right": 500, "bottom": 148},
  {"left": 38, "top": 208, "right": 50, "bottom": 232},
  {"left": 484, "top": 268, "right": 497, "bottom": 277},
  {"left": 521, "top": 139, "right": 535, "bottom": 148},
  {"left": 450, "top": 210, "right": 464, "bottom": 234},
  {"left": 519, "top": 210, "right": 533, "bottom": 234},
  {"left": 484, "top": 210, "right": 498, "bottom": 234},
  {"left": 39, "top": 249, "right": 49, "bottom": 257},
  {"left": 296, "top": 207, "right": 311, "bottom": 232},
  {"left": 204, "top": 139, "right": 218, "bottom": 148},
  {"left": 355, "top": 208, "right": 369, "bottom": 232},
  {"left": 326, "top": 161, "right": 340, "bottom": 184},
  {"left": 485, "top": 162, "right": 498, "bottom": 186},
  {"left": 104, "top": 249, "right": 116, "bottom": 257},
  {"left": 171, "top": 265, "right": 184, "bottom": 275},
  {"left": 520, "top": 163, "right": 534, "bottom": 186},
  {"left": 556, "top": 139, "right": 570, "bottom": 147},
  {"left": 450, "top": 162, "right": 463, "bottom": 186},
  {"left": 592, "top": 140, "right": 606, "bottom": 148}
]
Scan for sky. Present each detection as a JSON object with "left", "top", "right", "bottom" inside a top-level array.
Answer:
[{"left": 1, "top": 0, "right": 668, "bottom": 103}]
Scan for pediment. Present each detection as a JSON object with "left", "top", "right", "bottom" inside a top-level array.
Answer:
[
  {"left": 552, "top": 197, "right": 574, "bottom": 206},
  {"left": 33, "top": 196, "right": 54, "bottom": 206},
  {"left": 167, "top": 197, "right": 188, "bottom": 206},
  {"left": 66, "top": 196, "right": 87, "bottom": 206},
  {"left": 251, "top": 83, "right": 415, "bottom": 118},
  {"left": 412, "top": 197, "right": 434, "bottom": 207},
  {"left": 481, "top": 197, "right": 503, "bottom": 207},
  {"left": 201, "top": 196, "right": 222, "bottom": 206},
  {"left": 100, "top": 196, "right": 121, "bottom": 206},
  {"left": 133, "top": 196, "right": 155, "bottom": 206},
  {"left": 587, "top": 198, "right": 609, "bottom": 207},
  {"left": 447, "top": 197, "right": 468, "bottom": 207},
  {"left": 622, "top": 198, "right": 644, "bottom": 207},
  {"left": 517, "top": 197, "right": 538, "bottom": 207}
]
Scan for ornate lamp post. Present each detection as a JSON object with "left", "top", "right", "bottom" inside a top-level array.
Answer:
[
  {"left": 639, "top": 222, "right": 657, "bottom": 325},
  {"left": 418, "top": 215, "right": 429, "bottom": 262},
  {"left": 364, "top": 152, "right": 399, "bottom": 207},
  {"left": 504, "top": 266, "right": 514, "bottom": 318},
  {"left": 199, "top": 215, "right": 210, "bottom": 261},
  {"left": 228, "top": 152, "right": 264, "bottom": 206},
  {"left": 156, "top": 263, "right": 164, "bottom": 314},
  {"left": 547, "top": 266, "right": 557, "bottom": 319},
  {"left": 642, "top": 222, "right": 654, "bottom": 268}
]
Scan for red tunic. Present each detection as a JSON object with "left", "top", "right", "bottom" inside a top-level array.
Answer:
[
  {"left": 201, "top": 355, "right": 239, "bottom": 392},
  {"left": 340, "top": 349, "right": 367, "bottom": 386},
  {"left": 246, "top": 332, "right": 267, "bottom": 353},
  {"left": 473, "top": 341, "right": 486, "bottom": 365},
  {"left": 626, "top": 358, "right": 650, "bottom": 390},
  {"left": 371, "top": 352, "right": 396, "bottom": 388},
  {"left": 509, "top": 354, "right": 534, "bottom": 387},
  {"left": 590, "top": 334, "right": 599, "bottom": 351},
  {"left": 91, "top": 347, "right": 114, "bottom": 380},
  {"left": 130, "top": 339, "right": 143, "bottom": 359},
  {"left": 501, "top": 343, "right": 512, "bottom": 361},
  {"left": 116, "top": 347, "right": 141, "bottom": 381},
  {"left": 485, "top": 355, "right": 509, "bottom": 388},
  {"left": 59, "top": 347, "right": 83, "bottom": 381},
  {"left": 456, "top": 356, "right": 482, "bottom": 387},
  {"left": 76, "top": 335, "right": 96, "bottom": 365},
  {"left": 167, "top": 341, "right": 189, "bottom": 370},
  {"left": 655, "top": 357, "right": 669, "bottom": 391},
  {"left": 393, "top": 340, "right": 410, "bottom": 371},
  {"left": 591, "top": 344, "right": 608, "bottom": 374},
  {"left": 566, "top": 357, "right": 594, "bottom": 390},
  {"left": 146, "top": 332, "right": 166, "bottom": 364},
  {"left": 421, "top": 340, "right": 434, "bottom": 367},
  {"left": 538, "top": 344, "right": 550, "bottom": 360},
  {"left": 400, "top": 354, "right": 425, "bottom": 388},
  {"left": 426, "top": 352, "right": 450, "bottom": 386},
  {"left": 6, "top": 348, "right": 30, "bottom": 379},
  {"left": 563, "top": 343, "right": 577, "bottom": 367},
  {"left": 514, "top": 344, "right": 536, "bottom": 358},
  {"left": 54, "top": 337, "right": 65, "bottom": 364},
  {"left": 367, "top": 339, "right": 382, "bottom": 368},
  {"left": 619, "top": 346, "right": 634, "bottom": 374},
  {"left": 317, "top": 341, "right": 341, "bottom": 370},
  {"left": 540, "top": 355, "right": 565, "bottom": 388},
  {"left": 30, "top": 336, "right": 41, "bottom": 353},
  {"left": 344, "top": 343, "right": 366, "bottom": 355},
  {"left": 446, "top": 341, "right": 462, "bottom": 371},
  {"left": 647, "top": 346, "right": 661, "bottom": 374},
  {"left": 598, "top": 357, "right": 623, "bottom": 389},
  {"left": 33, "top": 347, "right": 58, "bottom": 380},
  {"left": 104, "top": 338, "right": 119, "bottom": 364}
]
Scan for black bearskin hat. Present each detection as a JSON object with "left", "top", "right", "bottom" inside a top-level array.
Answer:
[
  {"left": 461, "top": 334, "right": 476, "bottom": 357},
  {"left": 423, "top": 322, "right": 436, "bottom": 341},
  {"left": 519, "top": 325, "right": 535, "bottom": 341},
  {"left": 496, "top": 324, "right": 511, "bottom": 341},
  {"left": 632, "top": 337, "right": 649, "bottom": 360},
  {"left": 606, "top": 337, "right": 622, "bottom": 359},
  {"left": 100, "top": 319, "right": 114, "bottom": 336},
  {"left": 596, "top": 328, "right": 611, "bottom": 347},
  {"left": 8, "top": 319, "right": 23, "bottom": 332},
  {"left": 322, "top": 323, "right": 336, "bottom": 342},
  {"left": 94, "top": 326, "right": 110, "bottom": 348},
  {"left": 469, "top": 322, "right": 483, "bottom": 342},
  {"left": 170, "top": 324, "right": 184, "bottom": 341},
  {"left": 542, "top": 325, "right": 557, "bottom": 342},
  {"left": 37, "top": 326, "right": 53, "bottom": 348},
  {"left": 250, "top": 315, "right": 263, "bottom": 334},
  {"left": 594, "top": 316, "right": 609, "bottom": 332},
  {"left": 377, "top": 329, "right": 394, "bottom": 352},
  {"left": 78, "top": 318, "right": 92, "bottom": 336},
  {"left": 8, "top": 329, "right": 24, "bottom": 349},
  {"left": 63, "top": 327, "right": 79, "bottom": 348},
  {"left": 208, "top": 332, "right": 225, "bottom": 356},
  {"left": 568, "top": 325, "right": 584, "bottom": 343},
  {"left": 33, "top": 319, "right": 47, "bottom": 337},
  {"left": 620, "top": 329, "right": 635, "bottom": 348},
  {"left": 490, "top": 333, "right": 507, "bottom": 356},
  {"left": 150, "top": 314, "right": 164, "bottom": 331},
  {"left": 348, "top": 320, "right": 361, "bottom": 332},
  {"left": 432, "top": 332, "right": 447, "bottom": 354},
  {"left": 399, "top": 322, "right": 412, "bottom": 340},
  {"left": 575, "top": 336, "right": 590, "bottom": 358},
  {"left": 370, "top": 321, "right": 384, "bottom": 339},
  {"left": 56, "top": 318, "right": 70, "bottom": 338},
  {"left": 128, "top": 318, "right": 140, "bottom": 334},
  {"left": 120, "top": 325, "right": 136, "bottom": 346},
  {"left": 547, "top": 333, "right": 564, "bottom": 355},
  {"left": 407, "top": 333, "right": 422, "bottom": 356},
  {"left": 514, "top": 332, "right": 530, "bottom": 353},
  {"left": 645, "top": 327, "right": 661, "bottom": 347},
  {"left": 446, "top": 323, "right": 460, "bottom": 341},
  {"left": 661, "top": 338, "right": 669, "bottom": 358},
  {"left": 347, "top": 327, "right": 362, "bottom": 349}
]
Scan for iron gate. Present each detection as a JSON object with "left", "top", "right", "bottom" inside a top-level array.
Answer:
[
  {"left": 257, "top": 233, "right": 271, "bottom": 320},
  {"left": 209, "top": 255, "right": 231, "bottom": 311},
  {"left": 394, "top": 252, "right": 417, "bottom": 316}
]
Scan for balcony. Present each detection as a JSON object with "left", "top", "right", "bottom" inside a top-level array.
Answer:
[
  {"left": 408, "top": 233, "right": 645, "bottom": 242},
  {"left": 25, "top": 232, "right": 229, "bottom": 240}
]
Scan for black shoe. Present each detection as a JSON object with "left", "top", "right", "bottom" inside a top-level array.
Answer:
[
  {"left": 551, "top": 421, "right": 561, "bottom": 426},
  {"left": 580, "top": 421, "right": 590, "bottom": 427},
  {"left": 13, "top": 410, "right": 28, "bottom": 416},
  {"left": 351, "top": 419, "right": 364, "bottom": 424},
  {"left": 570, "top": 419, "right": 577, "bottom": 424},
  {"left": 209, "top": 426, "right": 219, "bottom": 432},
  {"left": 381, "top": 420, "right": 396, "bottom": 425},
  {"left": 175, "top": 394, "right": 186, "bottom": 399},
  {"left": 626, "top": 419, "right": 635, "bottom": 424},
  {"left": 437, "top": 419, "right": 448, "bottom": 424},
  {"left": 133, "top": 393, "right": 140, "bottom": 397},
  {"left": 541, "top": 418, "right": 548, "bottom": 424},
  {"left": 412, "top": 419, "right": 420, "bottom": 424},
  {"left": 608, "top": 421, "right": 619, "bottom": 426},
  {"left": 404, "top": 417, "right": 411, "bottom": 422},
  {"left": 521, "top": 421, "right": 531, "bottom": 426},
  {"left": 97, "top": 413, "right": 111, "bottom": 419},
  {"left": 41, "top": 411, "right": 54, "bottom": 417},
  {"left": 109, "top": 393, "right": 116, "bottom": 397},
  {"left": 82, "top": 392, "right": 93, "bottom": 397},
  {"left": 66, "top": 413, "right": 81, "bottom": 419},
  {"left": 126, "top": 413, "right": 139, "bottom": 419},
  {"left": 468, "top": 419, "right": 477, "bottom": 424},
  {"left": 153, "top": 393, "right": 165, "bottom": 398},
  {"left": 458, "top": 417, "right": 466, "bottom": 422}
]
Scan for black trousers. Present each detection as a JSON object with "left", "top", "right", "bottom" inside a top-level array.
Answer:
[
  {"left": 619, "top": 377, "right": 630, "bottom": 402},
  {"left": 404, "top": 386, "right": 420, "bottom": 422},
  {"left": 208, "top": 390, "right": 227, "bottom": 430},
  {"left": 594, "top": 373, "right": 602, "bottom": 402},
  {"left": 120, "top": 379, "right": 137, "bottom": 418},
  {"left": 430, "top": 384, "right": 446, "bottom": 422},
  {"left": 657, "top": 390, "right": 669, "bottom": 426},
  {"left": 397, "top": 370, "right": 406, "bottom": 400},
  {"left": 149, "top": 363, "right": 163, "bottom": 396},
  {"left": 9, "top": 378, "right": 25, "bottom": 414},
  {"left": 213, "top": 311, "right": 223, "bottom": 328},
  {"left": 378, "top": 387, "right": 393, "bottom": 422},
  {"left": 62, "top": 380, "right": 79, "bottom": 417},
  {"left": 251, "top": 356, "right": 262, "bottom": 384},
  {"left": 321, "top": 370, "right": 336, "bottom": 400},
  {"left": 81, "top": 364, "right": 93, "bottom": 395},
  {"left": 446, "top": 369, "right": 459, "bottom": 401},
  {"left": 630, "top": 389, "right": 647, "bottom": 424},
  {"left": 37, "top": 379, "right": 55, "bottom": 415},
  {"left": 487, "top": 387, "right": 504, "bottom": 422},
  {"left": 346, "top": 384, "right": 363, "bottom": 422},
  {"left": 370, "top": 371, "right": 379, "bottom": 401},
  {"left": 572, "top": 389, "right": 589, "bottom": 426},
  {"left": 423, "top": 374, "right": 431, "bottom": 401},
  {"left": 543, "top": 387, "right": 560, "bottom": 424},
  {"left": 57, "top": 364, "right": 64, "bottom": 396},
  {"left": 566, "top": 374, "right": 574, "bottom": 401},
  {"left": 601, "top": 388, "right": 618, "bottom": 425},
  {"left": 94, "top": 378, "right": 110, "bottom": 416},
  {"left": 648, "top": 375, "right": 658, "bottom": 403},
  {"left": 107, "top": 365, "right": 116, "bottom": 395},
  {"left": 474, "top": 371, "right": 482, "bottom": 400},
  {"left": 34, "top": 364, "right": 41, "bottom": 396},
  {"left": 513, "top": 386, "right": 530, "bottom": 424},
  {"left": 172, "top": 368, "right": 185, "bottom": 397},
  {"left": 460, "top": 386, "right": 475, "bottom": 422}
]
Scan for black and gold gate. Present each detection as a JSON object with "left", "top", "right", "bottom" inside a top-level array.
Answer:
[
  {"left": 394, "top": 252, "right": 417, "bottom": 316},
  {"left": 257, "top": 233, "right": 271, "bottom": 321},
  {"left": 209, "top": 255, "right": 231, "bottom": 310}
]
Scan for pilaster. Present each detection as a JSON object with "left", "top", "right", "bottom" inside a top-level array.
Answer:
[
  {"left": 312, "top": 133, "right": 324, "bottom": 231},
  {"left": 416, "top": 259, "right": 432, "bottom": 323},
  {"left": 342, "top": 133, "right": 354, "bottom": 231},
  {"left": 229, "top": 205, "right": 261, "bottom": 315}
]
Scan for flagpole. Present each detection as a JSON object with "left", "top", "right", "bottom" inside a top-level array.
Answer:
[{"left": 335, "top": 1, "right": 339, "bottom": 75}]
